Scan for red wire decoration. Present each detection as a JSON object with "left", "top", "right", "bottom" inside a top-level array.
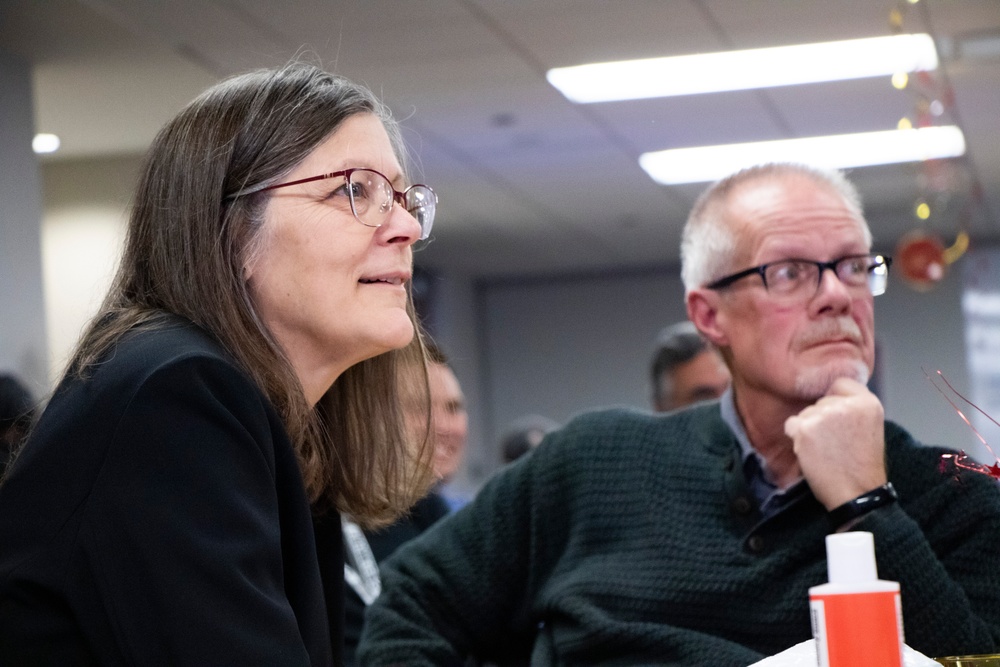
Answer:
[{"left": 925, "top": 368, "right": 1000, "bottom": 480}]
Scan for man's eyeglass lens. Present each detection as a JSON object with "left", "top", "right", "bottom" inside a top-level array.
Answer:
[
  {"left": 709, "top": 255, "right": 891, "bottom": 299},
  {"left": 765, "top": 256, "right": 890, "bottom": 297}
]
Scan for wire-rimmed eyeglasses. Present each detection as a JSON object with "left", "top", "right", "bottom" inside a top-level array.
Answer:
[
  {"left": 705, "top": 254, "right": 893, "bottom": 301},
  {"left": 226, "top": 167, "right": 436, "bottom": 240}
]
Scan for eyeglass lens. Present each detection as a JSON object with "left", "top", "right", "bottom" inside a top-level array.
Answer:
[
  {"left": 404, "top": 186, "right": 435, "bottom": 240},
  {"left": 765, "top": 256, "right": 887, "bottom": 297},
  {"left": 349, "top": 169, "right": 435, "bottom": 240}
]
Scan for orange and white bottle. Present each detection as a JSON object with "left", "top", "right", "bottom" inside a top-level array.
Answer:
[{"left": 809, "top": 531, "right": 904, "bottom": 667}]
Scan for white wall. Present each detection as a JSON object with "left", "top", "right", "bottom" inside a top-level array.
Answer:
[
  {"left": 959, "top": 248, "right": 1000, "bottom": 464},
  {"left": 877, "top": 256, "right": 982, "bottom": 458},
  {"left": 0, "top": 50, "right": 47, "bottom": 396},
  {"left": 480, "top": 268, "right": 688, "bottom": 434},
  {"left": 40, "top": 157, "right": 138, "bottom": 383}
]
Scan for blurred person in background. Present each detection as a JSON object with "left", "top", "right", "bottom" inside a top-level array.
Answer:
[
  {"left": 650, "top": 320, "right": 730, "bottom": 412},
  {"left": 342, "top": 341, "right": 456, "bottom": 666},
  {"left": 424, "top": 342, "right": 472, "bottom": 511},
  {"left": 0, "top": 373, "right": 36, "bottom": 476},
  {"left": 500, "top": 414, "right": 560, "bottom": 465}
]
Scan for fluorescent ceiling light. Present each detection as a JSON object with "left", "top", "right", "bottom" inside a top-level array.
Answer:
[
  {"left": 548, "top": 34, "right": 938, "bottom": 103},
  {"left": 32, "top": 133, "right": 60, "bottom": 154},
  {"left": 638, "top": 126, "right": 966, "bottom": 185}
]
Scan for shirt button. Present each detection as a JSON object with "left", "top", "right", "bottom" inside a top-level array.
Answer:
[
  {"left": 733, "top": 496, "right": 752, "bottom": 515},
  {"left": 747, "top": 535, "right": 765, "bottom": 553}
]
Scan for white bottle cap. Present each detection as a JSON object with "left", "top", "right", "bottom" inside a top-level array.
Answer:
[{"left": 826, "top": 531, "right": 878, "bottom": 584}]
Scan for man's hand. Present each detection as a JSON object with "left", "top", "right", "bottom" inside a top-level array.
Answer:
[{"left": 784, "top": 377, "right": 887, "bottom": 510}]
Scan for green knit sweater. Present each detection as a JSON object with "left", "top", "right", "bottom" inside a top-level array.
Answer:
[{"left": 359, "top": 403, "right": 1000, "bottom": 666}]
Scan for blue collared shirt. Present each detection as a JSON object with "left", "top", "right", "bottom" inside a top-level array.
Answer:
[{"left": 719, "top": 387, "right": 807, "bottom": 518}]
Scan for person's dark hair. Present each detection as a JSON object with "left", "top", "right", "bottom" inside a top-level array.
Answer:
[
  {"left": 500, "top": 414, "right": 559, "bottom": 464},
  {"left": 0, "top": 374, "right": 35, "bottom": 476},
  {"left": 650, "top": 321, "right": 710, "bottom": 409},
  {"left": 66, "top": 62, "right": 431, "bottom": 528}
]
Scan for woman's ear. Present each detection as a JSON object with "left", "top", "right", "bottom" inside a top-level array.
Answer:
[
  {"left": 243, "top": 248, "right": 260, "bottom": 282},
  {"left": 686, "top": 289, "right": 728, "bottom": 348}
]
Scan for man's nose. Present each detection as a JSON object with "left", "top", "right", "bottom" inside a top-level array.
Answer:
[{"left": 811, "top": 265, "right": 853, "bottom": 311}]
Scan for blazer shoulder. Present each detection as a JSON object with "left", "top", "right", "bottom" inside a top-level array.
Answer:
[
  {"left": 115, "top": 317, "right": 235, "bottom": 369},
  {"left": 79, "top": 317, "right": 249, "bottom": 395},
  {"left": 41, "top": 317, "right": 272, "bottom": 449}
]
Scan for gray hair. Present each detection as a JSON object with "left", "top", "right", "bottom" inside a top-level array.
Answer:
[{"left": 680, "top": 163, "right": 871, "bottom": 293}]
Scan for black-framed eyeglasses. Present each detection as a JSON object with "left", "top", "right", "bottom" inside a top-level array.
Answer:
[
  {"left": 705, "top": 254, "right": 893, "bottom": 300},
  {"left": 226, "top": 167, "right": 436, "bottom": 240}
]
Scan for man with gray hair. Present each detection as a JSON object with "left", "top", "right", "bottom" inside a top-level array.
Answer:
[
  {"left": 359, "top": 164, "right": 1000, "bottom": 666},
  {"left": 650, "top": 320, "right": 730, "bottom": 412}
]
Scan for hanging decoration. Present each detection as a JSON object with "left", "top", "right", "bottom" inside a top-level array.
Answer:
[
  {"left": 888, "top": 0, "right": 978, "bottom": 291},
  {"left": 896, "top": 229, "right": 945, "bottom": 290},
  {"left": 926, "top": 368, "right": 1000, "bottom": 478}
]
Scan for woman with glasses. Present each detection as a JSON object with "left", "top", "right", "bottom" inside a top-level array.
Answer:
[{"left": 0, "top": 62, "right": 437, "bottom": 664}]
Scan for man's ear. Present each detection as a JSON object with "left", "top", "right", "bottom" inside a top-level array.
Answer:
[{"left": 687, "top": 289, "right": 728, "bottom": 348}]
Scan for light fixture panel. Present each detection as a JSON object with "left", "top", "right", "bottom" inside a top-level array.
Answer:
[
  {"left": 548, "top": 34, "right": 938, "bottom": 103},
  {"left": 638, "top": 126, "right": 966, "bottom": 185}
]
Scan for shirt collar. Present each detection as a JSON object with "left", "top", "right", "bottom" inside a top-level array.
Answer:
[
  {"left": 720, "top": 386, "right": 759, "bottom": 468},
  {"left": 719, "top": 386, "right": 807, "bottom": 515}
]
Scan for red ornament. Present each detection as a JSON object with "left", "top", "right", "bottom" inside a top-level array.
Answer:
[{"left": 896, "top": 230, "right": 946, "bottom": 289}]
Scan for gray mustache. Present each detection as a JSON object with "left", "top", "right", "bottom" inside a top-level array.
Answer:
[{"left": 798, "top": 319, "right": 862, "bottom": 347}]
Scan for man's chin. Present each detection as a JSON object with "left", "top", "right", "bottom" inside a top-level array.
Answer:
[{"left": 794, "top": 360, "right": 871, "bottom": 399}]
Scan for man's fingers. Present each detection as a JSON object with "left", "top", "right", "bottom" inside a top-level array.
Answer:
[{"left": 784, "top": 415, "right": 801, "bottom": 439}]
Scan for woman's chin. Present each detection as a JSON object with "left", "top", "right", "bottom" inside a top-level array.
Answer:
[{"left": 375, "top": 317, "right": 416, "bottom": 353}]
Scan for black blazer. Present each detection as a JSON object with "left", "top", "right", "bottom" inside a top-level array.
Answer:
[{"left": 0, "top": 316, "right": 342, "bottom": 665}]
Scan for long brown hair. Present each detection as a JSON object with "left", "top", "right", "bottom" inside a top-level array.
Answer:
[{"left": 68, "top": 63, "right": 432, "bottom": 527}]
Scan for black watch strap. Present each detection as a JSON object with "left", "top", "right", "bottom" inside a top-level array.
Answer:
[{"left": 827, "top": 482, "right": 898, "bottom": 528}]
